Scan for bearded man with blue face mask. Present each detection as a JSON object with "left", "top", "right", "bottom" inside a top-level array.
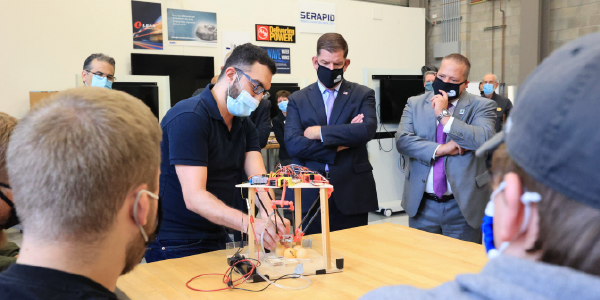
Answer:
[
  {"left": 361, "top": 32, "right": 600, "bottom": 300},
  {"left": 81, "top": 53, "right": 116, "bottom": 89},
  {"left": 145, "top": 43, "right": 290, "bottom": 263}
]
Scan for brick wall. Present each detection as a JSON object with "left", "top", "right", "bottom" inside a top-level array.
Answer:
[
  {"left": 427, "top": 0, "right": 600, "bottom": 86},
  {"left": 549, "top": 0, "right": 600, "bottom": 52},
  {"left": 427, "top": 0, "right": 521, "bottom": 86}
]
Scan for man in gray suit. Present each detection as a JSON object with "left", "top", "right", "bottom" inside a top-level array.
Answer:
[{"left": 396, "top": 53, "right": 496, "bottom": 243}]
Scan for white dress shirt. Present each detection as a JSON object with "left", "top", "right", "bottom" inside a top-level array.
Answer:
[{"left": 425, "top": 99, "right": 458, "bottom": 195}]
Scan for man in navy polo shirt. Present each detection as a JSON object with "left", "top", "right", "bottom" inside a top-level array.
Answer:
[{"left": 145, "top": 44, "right": 289, "bottom": 262}]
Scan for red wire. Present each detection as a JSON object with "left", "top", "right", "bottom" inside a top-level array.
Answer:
[{"left": 186, "top": 215, "right": 261, "bottom": 292}]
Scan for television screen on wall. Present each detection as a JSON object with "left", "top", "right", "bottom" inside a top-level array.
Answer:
[
  {"left": 131, "top": 53, "right": 214, "bottom": 106},
  {"left": 379, "top": 76, "right": 424, "bottom": 124}
]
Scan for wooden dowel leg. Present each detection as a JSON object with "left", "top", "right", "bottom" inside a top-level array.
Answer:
[
  {"left": 320, "top": 188, "right": 331, "bottom": 270},
  {"left": 248, "top": 187, "right": 256, "bottom": 259},
  {"left": 295, "top": 188, "right": 302, "bottom": 245}
]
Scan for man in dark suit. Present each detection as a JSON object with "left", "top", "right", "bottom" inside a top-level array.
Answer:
[
  {"left": 481, "top": 73, "right": 512, "bottom": 133},
  {"left": 396, "top": 54, "right": 496, "bottom": 243},
  {"left": 482, "top": 73, "right": 512, "bottom": 168},
  {"left": 285, "top": 33, "right": 378, "bottom": 234},
  {"left": 272, "top": 90, "right": 293, "bottom": 166}
]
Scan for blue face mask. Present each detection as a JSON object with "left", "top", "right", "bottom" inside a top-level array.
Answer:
[
  {"left": 424, "top": 82, "right": 433, "bottom": 92},
  {"left": 278, "top": 101, "right": 288, "bottom": 112},
  {"left": 483, "top": 83, "right": 494, "bottom": 95},
  {"left": 87, "top": 74, "right": 113, "bottom": 89},
  {"left": 227, "top": 73, "right": 259, "bottom": 117},
  {"left": 482, "top": 181, "right": 542, "bottom": 259}
]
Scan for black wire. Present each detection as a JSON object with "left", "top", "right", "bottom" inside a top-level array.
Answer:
[
  {"left": 262, "top": 190, "right": 286, "bottom": 235},
  {"left": 296, "top": 194, "right": 321, "bottom": 228},
  {"left": 302, "top": 207, "right": 321, "bottom": 234},
  {"left": 232, "top": 274, "right": 301, "bottom": 292},
  {"left": 376, "top": 103, "right": 393, "bottom": 152},
  {"left": 255, "top": 191, "right": 283, "bottom": 235}
]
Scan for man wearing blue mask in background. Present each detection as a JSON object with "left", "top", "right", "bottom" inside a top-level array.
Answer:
[
  {"left": 81, "top": 53, "right": 116, "bottom": 89},
  {"left": 482, "top": 73, "right": 512, "bottom": 134},
  {"left": 362, "top": 32, "right": 600, "bottom": 299},
  {"left": 423, "top": 71, "right": 435, "bottom": 92},
  {"left": 482, "top": 73, "right": 512, "bottom": 169},
  {"left": 145, "top": 43, "right": 290, "bottom": 262}
]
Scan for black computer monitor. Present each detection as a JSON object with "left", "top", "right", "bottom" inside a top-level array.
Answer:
[
  {"left": 379, "top": 76, "right": 424, "bottom": 124},
  {"left": 131, "top": 53, "right": 214, "bottom": 107},
  {"left": 112, "top": 82, "right": 159, "bottom": 119}
]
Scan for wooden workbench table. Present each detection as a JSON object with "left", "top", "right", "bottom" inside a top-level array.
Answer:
[{"left": 117, "top": 223, "right": 487, "bottom": 299}]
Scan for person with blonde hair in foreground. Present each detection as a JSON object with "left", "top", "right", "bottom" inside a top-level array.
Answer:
[{"left": 0, "top": 87, "right": 162, "bottom": 299}]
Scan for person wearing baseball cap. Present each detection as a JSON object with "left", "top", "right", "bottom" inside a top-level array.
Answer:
[{"left": 361, "top": 32, "right": 600, "bottom": 299}]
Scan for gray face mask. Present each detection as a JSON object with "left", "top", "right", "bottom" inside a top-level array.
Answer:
[{"left": 134, "top": 190, "right": 161, "bottom": 246}]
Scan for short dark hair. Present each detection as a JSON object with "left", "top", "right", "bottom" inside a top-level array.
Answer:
[
  {"left": 443, "top": 53, "right": 471, "bottom": 79},
  {"left": 317, "top": 33, "right": 348, "bottom": 58},
  {"left": 276, "top": 90, "right": 291, "bottom": 99},
  {"left": 83, "top": 53, "right": 115, "bottom": 71},
  {"left": 219, "top": 43, "right": 277, "bottom": 80},
  {"left": 491, "top": 144, "right": 600, "bottom": 276},
  {"left": 423, "top": 71, "right": 436, "bottom": 83}
]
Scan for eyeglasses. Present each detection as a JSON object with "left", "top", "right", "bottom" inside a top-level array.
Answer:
[
  {"left": 234, "top": 68, "right": 265, "bottom": 95},
  {"left": 86, "top": 70, "right": 116, "bottom": 82}
]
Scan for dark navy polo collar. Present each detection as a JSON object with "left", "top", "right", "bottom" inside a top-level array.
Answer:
[
  {"left": 200, "top": 84, "right": 243, "bottom": 136},
  {"left": 200, "top": 84, "right": 224, "bottom": 121}
]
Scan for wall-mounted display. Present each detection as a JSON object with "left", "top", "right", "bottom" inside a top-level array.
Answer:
[
  {"left": 131, "top": 1, "right": 163, "bottom": 50},
  {"left": 298, "top": 0, "right": 336, "bottom": 34},
  {"left": 260, "top": 47, "right": 291, "bottom": 74},
  {"left": 255, "top": 25, "right": 296, "bottom": 43},
  {"left": 167, "top": 9, "right": 217, "bottom": 47}
]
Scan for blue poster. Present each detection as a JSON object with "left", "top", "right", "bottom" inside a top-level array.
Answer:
[
  {"left": 167, "top": 9, "right": 217, "bottom": 47},
  {"left": 260, "top": 47, "right": 291, "bottom": 74}
]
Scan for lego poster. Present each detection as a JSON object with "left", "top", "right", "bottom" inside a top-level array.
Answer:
[
  {"left": 131, "top": 1, "right": 163, "bottom": 50},
  {"left": 167, "top": 9, "right": 217, "bottom": 47}
]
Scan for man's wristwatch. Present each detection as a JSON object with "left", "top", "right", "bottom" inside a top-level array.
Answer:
[{"left": 437, "top": 109, "right": 452, "bottom": 122}]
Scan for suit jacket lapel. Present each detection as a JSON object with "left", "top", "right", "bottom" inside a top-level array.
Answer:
[
  {"left": 452, "top": 92, "right": 472, "bottom": 121},
  {"left": 424, "top": 93, "right": 437, "bottom": 142},
  {"left": 308, "top": 83, "right": 328, "bottom": 126},
  {"left": 329, "top": 80, "right": 352, "bottom": 125}
]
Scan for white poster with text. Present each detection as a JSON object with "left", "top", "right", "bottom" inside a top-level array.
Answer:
[
  {"left": 298, "top": 0, "right": 336, "bottom": 34},
  {"left": 222, "top": 32, "right": 252, "bottom": 65}
]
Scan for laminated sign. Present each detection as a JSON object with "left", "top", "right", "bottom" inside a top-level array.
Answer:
[{"left": 255, "top": 25, "right": 296, "bottom": 43}]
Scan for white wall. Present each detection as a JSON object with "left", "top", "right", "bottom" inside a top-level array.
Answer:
[{"left": 0, "top": 0, "right": 425, "bottom": 118}]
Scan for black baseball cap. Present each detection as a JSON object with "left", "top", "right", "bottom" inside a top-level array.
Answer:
[{"left": 476, "top": 32, "right": 600, "bottom": 210}]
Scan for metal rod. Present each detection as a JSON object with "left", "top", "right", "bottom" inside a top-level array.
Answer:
[{"left": 301, "top": 207, "right": 321, "bottom": 234}]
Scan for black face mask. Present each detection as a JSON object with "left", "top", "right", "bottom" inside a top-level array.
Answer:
[
  {"left": 0, "top": 183, "right": 19, "bottom": 229},
  {"left": 317, "top": 63, "right": 344, "bottom": 89},
  {"left": 432, "top": 76, "right": 466, "bottom": 101}
]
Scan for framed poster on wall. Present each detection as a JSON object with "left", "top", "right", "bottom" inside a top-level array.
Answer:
[
  {"left": 260, "top": 47, "right": 291, "bottom": 74},
  {"left": 131, "top": 1, "right": 163, "bottom": 50},
  {"left": 299, "top": 0, "right": 336, "bottom": 33},
  {"left": 255, "top": 25, "right": 296, "bottom": 43},
  {"left": 167, "top": 9, "right": 217, "bottom": 47}
]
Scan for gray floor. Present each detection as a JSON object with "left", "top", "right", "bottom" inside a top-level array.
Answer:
[{"left": 5, "top": 212, "right": 408, "bottom": 249}]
